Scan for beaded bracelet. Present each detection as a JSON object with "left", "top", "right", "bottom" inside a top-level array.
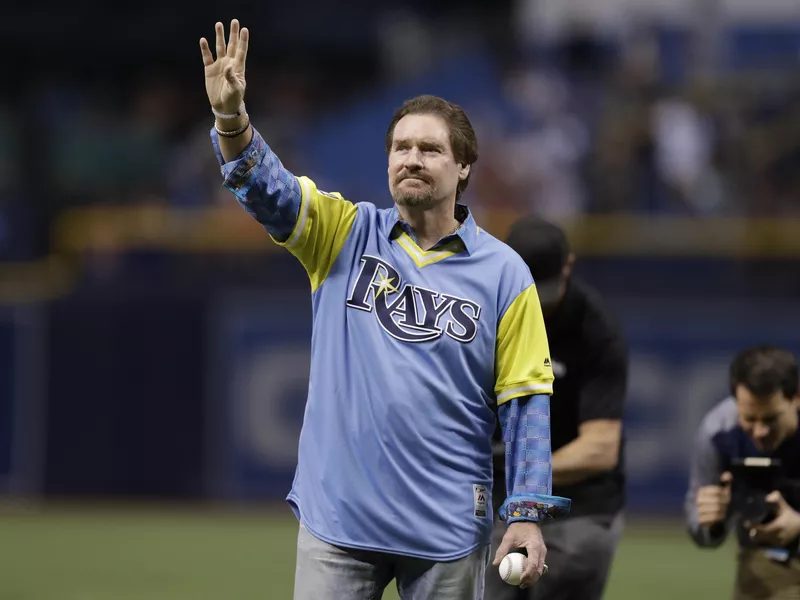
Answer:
[{"left": 214, "top": 118, "right": 251, "bottom": 138}]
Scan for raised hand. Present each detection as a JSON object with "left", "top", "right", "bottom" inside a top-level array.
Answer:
[{"left": 199, "top": 19, "right": 249, "bottom": 115}]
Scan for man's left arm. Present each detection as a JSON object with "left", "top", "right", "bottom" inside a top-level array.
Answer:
[
  {"left": 493, "top": 393, "right": 571, "bottom": 588},
  {"left": 493, "top": 281, "right": 571, "bottom": 587},
  {"left": 552, "top": 337, "right": 628, "bottom": 486}
]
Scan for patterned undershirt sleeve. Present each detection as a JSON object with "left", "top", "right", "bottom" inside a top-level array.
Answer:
[{"left": 498, "top": 395, "right": 571, "bottom": 523}]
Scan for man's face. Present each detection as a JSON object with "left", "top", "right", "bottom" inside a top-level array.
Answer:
[
  {"left": 387, "top": 114, "right": 469, "bottom": 209},
  {"left": 735, "top": 384, "right": 800, "bottom": 452}
]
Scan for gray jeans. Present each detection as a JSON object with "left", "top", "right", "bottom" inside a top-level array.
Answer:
[
  {"left": 484, "top": 513, "right": 625, "bottom": 600},
  {"left": 294, "top": 523, "right": 490, "bottom": 600}
]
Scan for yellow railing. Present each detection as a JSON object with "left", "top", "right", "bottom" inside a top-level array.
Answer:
[
  {"left": 3, "top": 207, "right": 799, "bottom": 305},
  {"left": 0, "top": 255, "right": 76, "bottom": 304},
  {"left": 53, "top": 204, "right": 276, "bottom": 254},
  {"left": 51, "top": 205, "right": 800, "bottom": 258}
]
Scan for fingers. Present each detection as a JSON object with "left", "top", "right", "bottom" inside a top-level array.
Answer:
[
  {"left": 236, "top": 27, "right": 249, "bottom": 73},
  {"left": 199, "top": 38, "right": 214, "bottom": 67},
  {"left": 202, "top": 20, "right": 246, "bottom": 71},
  {"left": 520, "top": 543, "right": 545, "bottom": 589},
  {"left": 697, "top": 513, "right": 725, "bottom": 526},
  {"left": 492, "top": 538, "right": 512, "bottom": 566},
  {"left": 697, "top": 503, "right": 725, "bottom": 520},
  {"left": 227, "top": 19, "right": 240, "bottom": 58},
  {"left": 749, "top": 527, "right": 759, "bottom": 541},
  {"left": 698, "top": 484, "right": 729, "bottom": 500},
  {"left": 754, "top": 521, "right": 777, "bottom": 536},
  {"left": 697, "top": 497, "right": 728, "bottom": 525},
  {"left": 519, "top": 562, "right": 540, "bottom": 588},
  {"left": 204, "top": 20, "right": 247, "bottom": 71},
  {"left": 215, "top": 22, "right": 226, "bottom": 61},
  {"left": 766, "top": 490, "right": 785, "bottom": 506},
  {"left": 696, "top": 483, "right": 731, "bottom": 522},
  {"left": 697, "top": 512, "right": 721, "bottom": 527},
  {"left": 720, "top": 471, "right": 733, "bottom": 486},
  {"left": 750, "top": 522, "right": 778, "bottom": 545},
  {"left": 697, "top": 493, "right": 727, "bottom": 514}
]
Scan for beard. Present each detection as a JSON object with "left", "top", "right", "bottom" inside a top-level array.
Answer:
[
  {"left": 391, "top": 175, "right": 437, "bottom": 208},
  {"left": 394, "top": 187, "right": 436, "bottom": 208}
]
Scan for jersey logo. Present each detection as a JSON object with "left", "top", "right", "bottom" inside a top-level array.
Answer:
[
  {"left": 346, "top": 255, "right": 481, "bottom": 343},
  {"left": 473, "top": 484, "right": 488, "bottom": 518}
]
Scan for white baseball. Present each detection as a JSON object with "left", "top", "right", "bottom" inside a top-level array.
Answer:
[{"left": 499, "top": 552, "right": 526, "bottom": 586}]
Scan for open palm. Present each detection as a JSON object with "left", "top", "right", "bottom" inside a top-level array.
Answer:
[{"left": 199, "top": 19, "right": 249, "bottom": 114}]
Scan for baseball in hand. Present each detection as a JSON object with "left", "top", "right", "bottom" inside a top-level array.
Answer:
[{"left": 499, "top": 552, "right": 526, "bottom": 586}]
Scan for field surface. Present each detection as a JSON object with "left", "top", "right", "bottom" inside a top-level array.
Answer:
[{"left": 0, "top": 505, "right": 735, "bottom": 599}]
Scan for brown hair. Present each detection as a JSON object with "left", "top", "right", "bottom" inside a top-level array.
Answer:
[
  {"left": 730, "top": 345, "right": 799, "bottom": 399},
  {"left": 385, "top": 95, "right": 478, "bottom": 201}
]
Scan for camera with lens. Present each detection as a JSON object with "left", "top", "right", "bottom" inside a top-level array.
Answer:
[{"left": 731, "top": 458, "right": 782, "bottom": 548}]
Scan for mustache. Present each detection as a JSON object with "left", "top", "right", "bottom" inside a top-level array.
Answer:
[{"left": 396, "top": 171, "right": 432, "bottom": 185}]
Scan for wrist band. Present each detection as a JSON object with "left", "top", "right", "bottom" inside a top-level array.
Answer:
[
  {"left": 215, "top": 118, "right": 251, "bottom": 138},
  {"left": 212, "top": 103, "right": 246, "bottom": 120}
]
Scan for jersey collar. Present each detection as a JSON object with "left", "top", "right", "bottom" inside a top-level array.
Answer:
[{"left": 388, "top": 204, "right": 478, "bottom": 255}]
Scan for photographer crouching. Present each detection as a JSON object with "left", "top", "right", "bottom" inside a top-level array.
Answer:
[{"left": 685, "top": 346, "right": 800, "bottom": 599}]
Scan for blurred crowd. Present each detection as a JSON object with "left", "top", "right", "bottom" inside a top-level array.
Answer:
[
  {"left": 1, "top": 8, "right": 799, "bottom": 261},
  {"left": 470, "top": 21, "right": 800, "bottom": 222}
]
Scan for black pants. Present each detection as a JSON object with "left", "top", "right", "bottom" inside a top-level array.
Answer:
[{"left": 484, "top": 512, "right": 624, "bottom": 600}]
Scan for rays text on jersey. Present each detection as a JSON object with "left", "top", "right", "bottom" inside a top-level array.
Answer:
[{"left": 346, "top": 255, "right": 481, "bottom": 343}]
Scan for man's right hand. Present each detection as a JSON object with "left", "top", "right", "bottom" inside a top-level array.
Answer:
[
  {"left": 696, "top": 471, "right": 733, "bottom": 527},
  {"left": 199, "top": 19, "right": 249, "bottom": 115}
]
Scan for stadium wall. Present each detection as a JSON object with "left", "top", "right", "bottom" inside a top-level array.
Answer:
[{"left": 4, "top": 247, "right": 797, "bottom": 516}]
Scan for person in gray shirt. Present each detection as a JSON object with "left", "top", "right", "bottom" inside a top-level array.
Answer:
[{"left": 685, "top": 345, "right": 800, "bottom": 599}]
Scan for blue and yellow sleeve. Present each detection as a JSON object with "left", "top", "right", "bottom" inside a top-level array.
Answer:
[
  {"left": 213, "top": 127, "right": 358, "bottom": 290},
  {"left": 495, "top": 284, "right": 554, "bottom": 404},
  {"left": 275, "top": 176, "right": 358, "bottom": 291}
]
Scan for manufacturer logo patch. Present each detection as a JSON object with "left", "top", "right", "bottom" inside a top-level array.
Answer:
[{"left": 473, "top": 484, "right": 488, "bottom": 518}]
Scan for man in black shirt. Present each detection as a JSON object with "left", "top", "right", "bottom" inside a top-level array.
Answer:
[{"left": 486, "top": 217, "right": 628, "bottom": 600}]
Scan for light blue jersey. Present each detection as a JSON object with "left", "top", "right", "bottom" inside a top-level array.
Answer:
[{"left": 214, "top": 128, "right": 566, "bottom": 561}]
